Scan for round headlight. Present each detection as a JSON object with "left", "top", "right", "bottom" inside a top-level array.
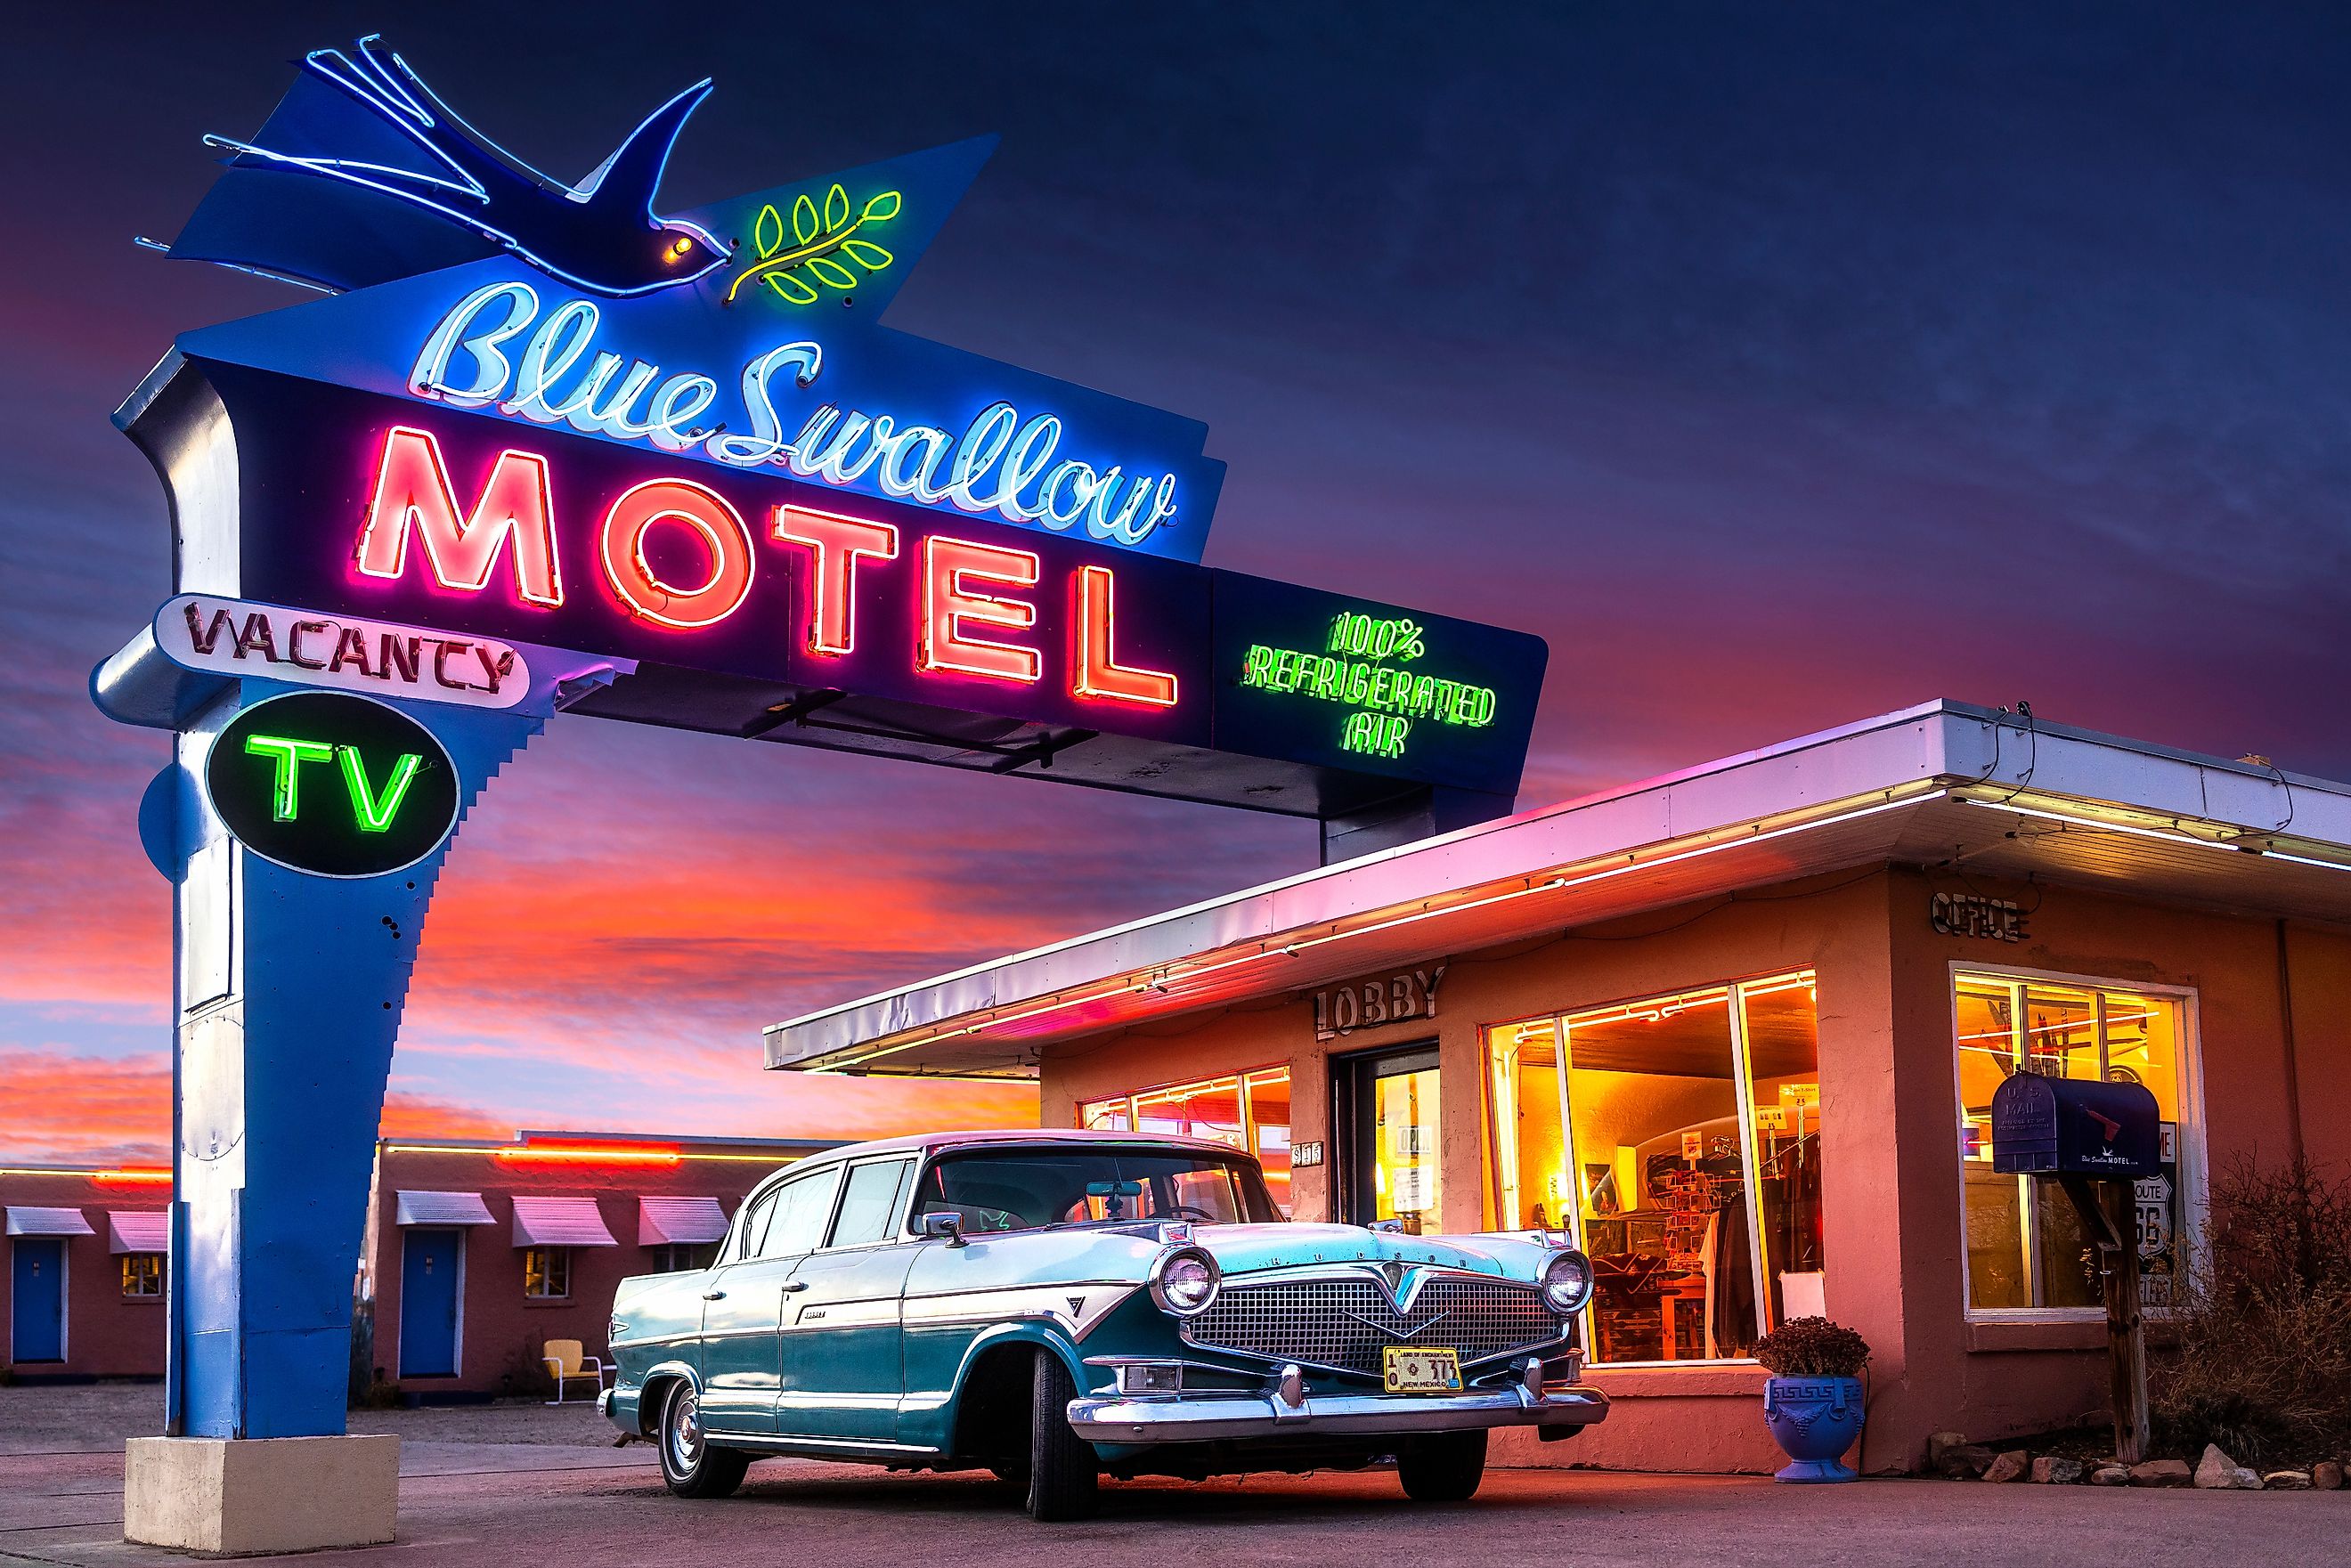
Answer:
[
  {"left": 1540, "top": 1249, "right": 1594, "bottom": 1314},
  {"left": 1148, "top": 1246, "right": 1222, "bottom": 1317}
]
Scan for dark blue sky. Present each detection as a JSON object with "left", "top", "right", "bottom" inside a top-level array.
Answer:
[{"left": 4, "top": 4, "right": 2347, "bottom": 1157}]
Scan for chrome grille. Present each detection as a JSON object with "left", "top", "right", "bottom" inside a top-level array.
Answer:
[{"left": 1182, "top": 1273, "right": 1567, "bottom": 1375}]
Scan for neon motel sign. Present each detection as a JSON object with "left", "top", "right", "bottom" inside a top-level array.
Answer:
[
  {"left": 409, "top": 282, "right": 1183, "bottom": 550},
  {"left": 132, "top": 61, "right": 1547, "bottom": 815},
  {"left": 347, "top": 423, "right": 1181, "bottom": 707},
  {"left": 1238, "top": 613, "right": 1499, "bottom": 761}
]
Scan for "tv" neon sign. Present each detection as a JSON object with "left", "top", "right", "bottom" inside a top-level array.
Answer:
[{"left": 205, "top": 692, "right": 460, "bottom": 877}]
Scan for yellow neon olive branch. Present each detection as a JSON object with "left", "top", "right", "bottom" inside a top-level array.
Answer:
[{"left": 727, "top": 190, "right": 903, "bottom": 304}]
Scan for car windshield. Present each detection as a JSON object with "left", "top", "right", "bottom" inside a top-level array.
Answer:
[{"left": 912, "top": 1147, "right": 1282, "bottom": 1234}]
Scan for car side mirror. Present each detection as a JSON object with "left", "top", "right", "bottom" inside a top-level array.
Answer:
[{"left": 920, "top": 1211, "right": 967, "bottom": 1248}]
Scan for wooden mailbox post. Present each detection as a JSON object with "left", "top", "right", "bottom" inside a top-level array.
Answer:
[{"left": 1989, "top": 1071, "right": 2163, "bottom": 1465}]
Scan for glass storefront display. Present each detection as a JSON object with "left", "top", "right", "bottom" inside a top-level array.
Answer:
[
  {"left": 1077, "top": 1067, "right": 1294, "bottom": 1213},
  {"left": 1953, "top": 970, "right": 2190, "bottom": 1312},
  {"left": 1486, "top": 973, "right": 1822, "bottom": 1365}
]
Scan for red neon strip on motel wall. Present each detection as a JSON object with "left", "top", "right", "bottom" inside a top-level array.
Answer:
[
  {"left": 492, "top": 1146, "right": 683, "bottom": 1168},
  {"left": 919, "top": 535, "right": 1042, "bottom": 684},
  {"left": 356, "top": 427, "right": 564, "bottom": 607},
  {"left": 771, "top": 505, "right": 900, "bottom": 655},
  {"left": 1071, "top": 564, "right": 1178, "bottom": 707}
]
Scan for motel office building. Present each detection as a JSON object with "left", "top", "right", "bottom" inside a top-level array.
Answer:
[{"left": 767, "top": 702, "right": 2351, "bottom": 1474}]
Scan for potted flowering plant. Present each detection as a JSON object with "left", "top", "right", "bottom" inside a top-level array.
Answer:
[{"left": 1754, "top": 1317, "right": 1870, "bottom": 1483}]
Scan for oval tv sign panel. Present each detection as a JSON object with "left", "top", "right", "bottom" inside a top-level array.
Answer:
[{"left": 206, "top": 692, "right": 460, "bottom": 878}]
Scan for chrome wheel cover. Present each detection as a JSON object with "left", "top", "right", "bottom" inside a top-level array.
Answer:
[{"left": 666, "top": 1386, "right": 704, "bottom": 1473}]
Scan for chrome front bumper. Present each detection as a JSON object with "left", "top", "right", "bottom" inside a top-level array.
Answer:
[{"left": 1067, "top": 1382, "right": 1609, "bottom": 1444}]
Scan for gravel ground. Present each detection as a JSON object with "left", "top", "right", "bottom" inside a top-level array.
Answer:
[
  {"left": 4, "top": 1444, "right": 2348, "bottom": 1568},
  {"left": 4, "top": 1385, "right": 2347, "bottom": 1567},
  {"left": 0, "top": 1381, "right": 614, "bottom": 1454}
]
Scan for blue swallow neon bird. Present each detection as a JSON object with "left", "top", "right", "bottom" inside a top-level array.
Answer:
[{"left": 169, "top": 37, "right": 727, "bottom": 297}]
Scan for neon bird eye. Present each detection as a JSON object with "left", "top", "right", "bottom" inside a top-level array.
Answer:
[{"left": 665, "top": 237, "right": 694, "bottom": 262}]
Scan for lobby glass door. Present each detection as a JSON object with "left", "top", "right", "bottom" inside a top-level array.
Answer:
[{"left": 1338, "top": 1045, "right": 1443, "bottom": 1232}]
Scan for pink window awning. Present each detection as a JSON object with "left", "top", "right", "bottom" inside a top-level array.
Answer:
[{"left": 510, "top": 1196, "right": 617, "bottom": 1247}]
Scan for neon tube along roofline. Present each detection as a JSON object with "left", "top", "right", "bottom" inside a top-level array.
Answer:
[
  {"left": 1959, "top": 795, "right": 2351, "bottom": 871},
  {"left": 812, "top": 788, "right": 1946, "bottom": 1074}
]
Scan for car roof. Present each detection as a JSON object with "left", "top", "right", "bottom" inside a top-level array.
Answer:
[{"left": 749, "top": 1127, "right": 1254, "bottom": 1192}]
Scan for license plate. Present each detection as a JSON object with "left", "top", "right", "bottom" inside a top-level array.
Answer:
[{"left": 1382, "top": 1345, "right": 1462, "bottom": 1393}]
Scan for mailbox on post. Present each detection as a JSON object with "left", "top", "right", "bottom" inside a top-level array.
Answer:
[
  {"left": 1989, "top": 1074, "right": 2160, "bottom": 1178},
  {"left": 1988, "top": 1068, "right": 2161, "bottom": 1464}
]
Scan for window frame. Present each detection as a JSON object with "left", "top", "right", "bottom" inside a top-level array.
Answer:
[
  {"left": 521, "top": 1245, "right": 572, "bottom": 1301},
  {"left": 648, "top": 1242, "right": 717, "bottom": 1273},
  {"left": 1482, "top": 968, "right": 1818, "bottom": 1369},
  {"left": 756, "top": 1162, "right": 847, "bottom": 1260},
  {"left": 1075, "top": 1064, "right": 1290, "bottom": 1162},
  {"left": 1948, "top": 961, "right": 2205, "bottom": 1325},
  {"left": 818, "top": 1156, "right": 917, "bottom": 1252},
  {"left": 120, "top": 1251, "right": 167, "bottom": 1299}
]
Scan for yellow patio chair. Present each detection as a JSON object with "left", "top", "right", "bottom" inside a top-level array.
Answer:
[{"left": 541, "top": 1338, "right": 612, "bottom": 1405}]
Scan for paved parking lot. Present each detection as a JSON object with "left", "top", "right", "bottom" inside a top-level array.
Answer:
[{"left": 1, "top": 1387, "right": 2342, "bottom": 1566}]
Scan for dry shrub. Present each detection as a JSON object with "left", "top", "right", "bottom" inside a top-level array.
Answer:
[
  {"left": 2152, "top": 1156, "right": 2351, "bottom": 1465},
  {"left": 1754, "top": 1317, "right": 1871, "bottom": 1377}
]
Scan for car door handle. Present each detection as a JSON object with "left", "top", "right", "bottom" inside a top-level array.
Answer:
[
  {"left": 702, "top": 1290, "right": 727, "bottom": 1301},
  {"left": 781, "top": 1281, "right": 809, "bottom": 1294}
]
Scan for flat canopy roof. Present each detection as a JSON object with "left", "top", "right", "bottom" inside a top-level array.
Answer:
[{"left": 763, "top": 699, "right": 2351, "bottom": 1080}]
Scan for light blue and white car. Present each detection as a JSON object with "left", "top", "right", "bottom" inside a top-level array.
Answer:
[{"left": 603, "top": 1129, "right": 1606, "bottom": 1519}]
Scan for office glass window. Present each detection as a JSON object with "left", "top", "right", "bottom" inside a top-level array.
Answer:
[
  {"left": 121, "top": 1253, "right": 166, "bottom": 1298},
  {"left": 1077, "top": 1068, "right": 1294, "bottom": 1214},
  {"left": 1486, "top": 972, "right": 1821, "bottom": 1365},
  {"left": 522, "top": 1247, "right": 571, "bottom": 1299},
  {"left": 1954, "top": 971, "right": 2190, "bottom": 1313}
]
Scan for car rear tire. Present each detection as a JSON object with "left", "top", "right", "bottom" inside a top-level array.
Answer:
[
  {"left": 1397, "top": 1430, "right": 1487, "bottom": 1502},
  {"left": 659, "top": 1381, "right": 749, "bottom": 1499},
  {"left": 1025, "top": 1352, "right": 1100, "bottom": 1521}
]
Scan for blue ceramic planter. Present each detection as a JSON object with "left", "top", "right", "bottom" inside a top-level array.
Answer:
[{"left": 1762, "top": 1375, "right": 1863, "bottom": 1483}]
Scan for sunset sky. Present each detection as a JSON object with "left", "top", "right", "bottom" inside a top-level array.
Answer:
[{"left": 6, "top": 5, "right": 2349, "bottom": 1165}]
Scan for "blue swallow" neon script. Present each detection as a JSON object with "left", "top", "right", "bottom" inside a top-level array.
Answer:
[{"left": 409, "top": 281, "right": 1182, "bottom": 548}]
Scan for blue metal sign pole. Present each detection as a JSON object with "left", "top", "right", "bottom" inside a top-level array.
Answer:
[{"left": 93, "top": 638, "right": 623, "bottom": 1547}]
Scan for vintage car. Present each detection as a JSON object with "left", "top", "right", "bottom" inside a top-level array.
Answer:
[{"left": 601, "top": 1129, "right": 1607, "bottom": 1519}]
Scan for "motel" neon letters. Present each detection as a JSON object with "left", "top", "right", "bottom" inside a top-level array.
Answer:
[{"left": 351, "top": 425, "right": 1179, "bottom": 708}]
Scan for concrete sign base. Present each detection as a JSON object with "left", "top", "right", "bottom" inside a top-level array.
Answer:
[{"left": 124, "top": 1434, "right": 399, "bottom": 1555}]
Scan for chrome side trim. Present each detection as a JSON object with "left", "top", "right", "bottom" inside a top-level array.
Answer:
[
  {"left": 1066, "top": 1383, "right": 1610, "bottom": 1444},
  {"left": 901, "top": 1281, "right": 1136, "bottom": 1340},
  {"left": 712, "top": 1432, "right": 944, "bottom": 1458}
]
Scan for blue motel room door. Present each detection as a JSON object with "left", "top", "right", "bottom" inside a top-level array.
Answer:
[
  {"left": 399, "top": 1231, "right": 462, "bottom": 1377},
  {"left": 12, "top": 1239, "right": 67, "bottom": 1362}
]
